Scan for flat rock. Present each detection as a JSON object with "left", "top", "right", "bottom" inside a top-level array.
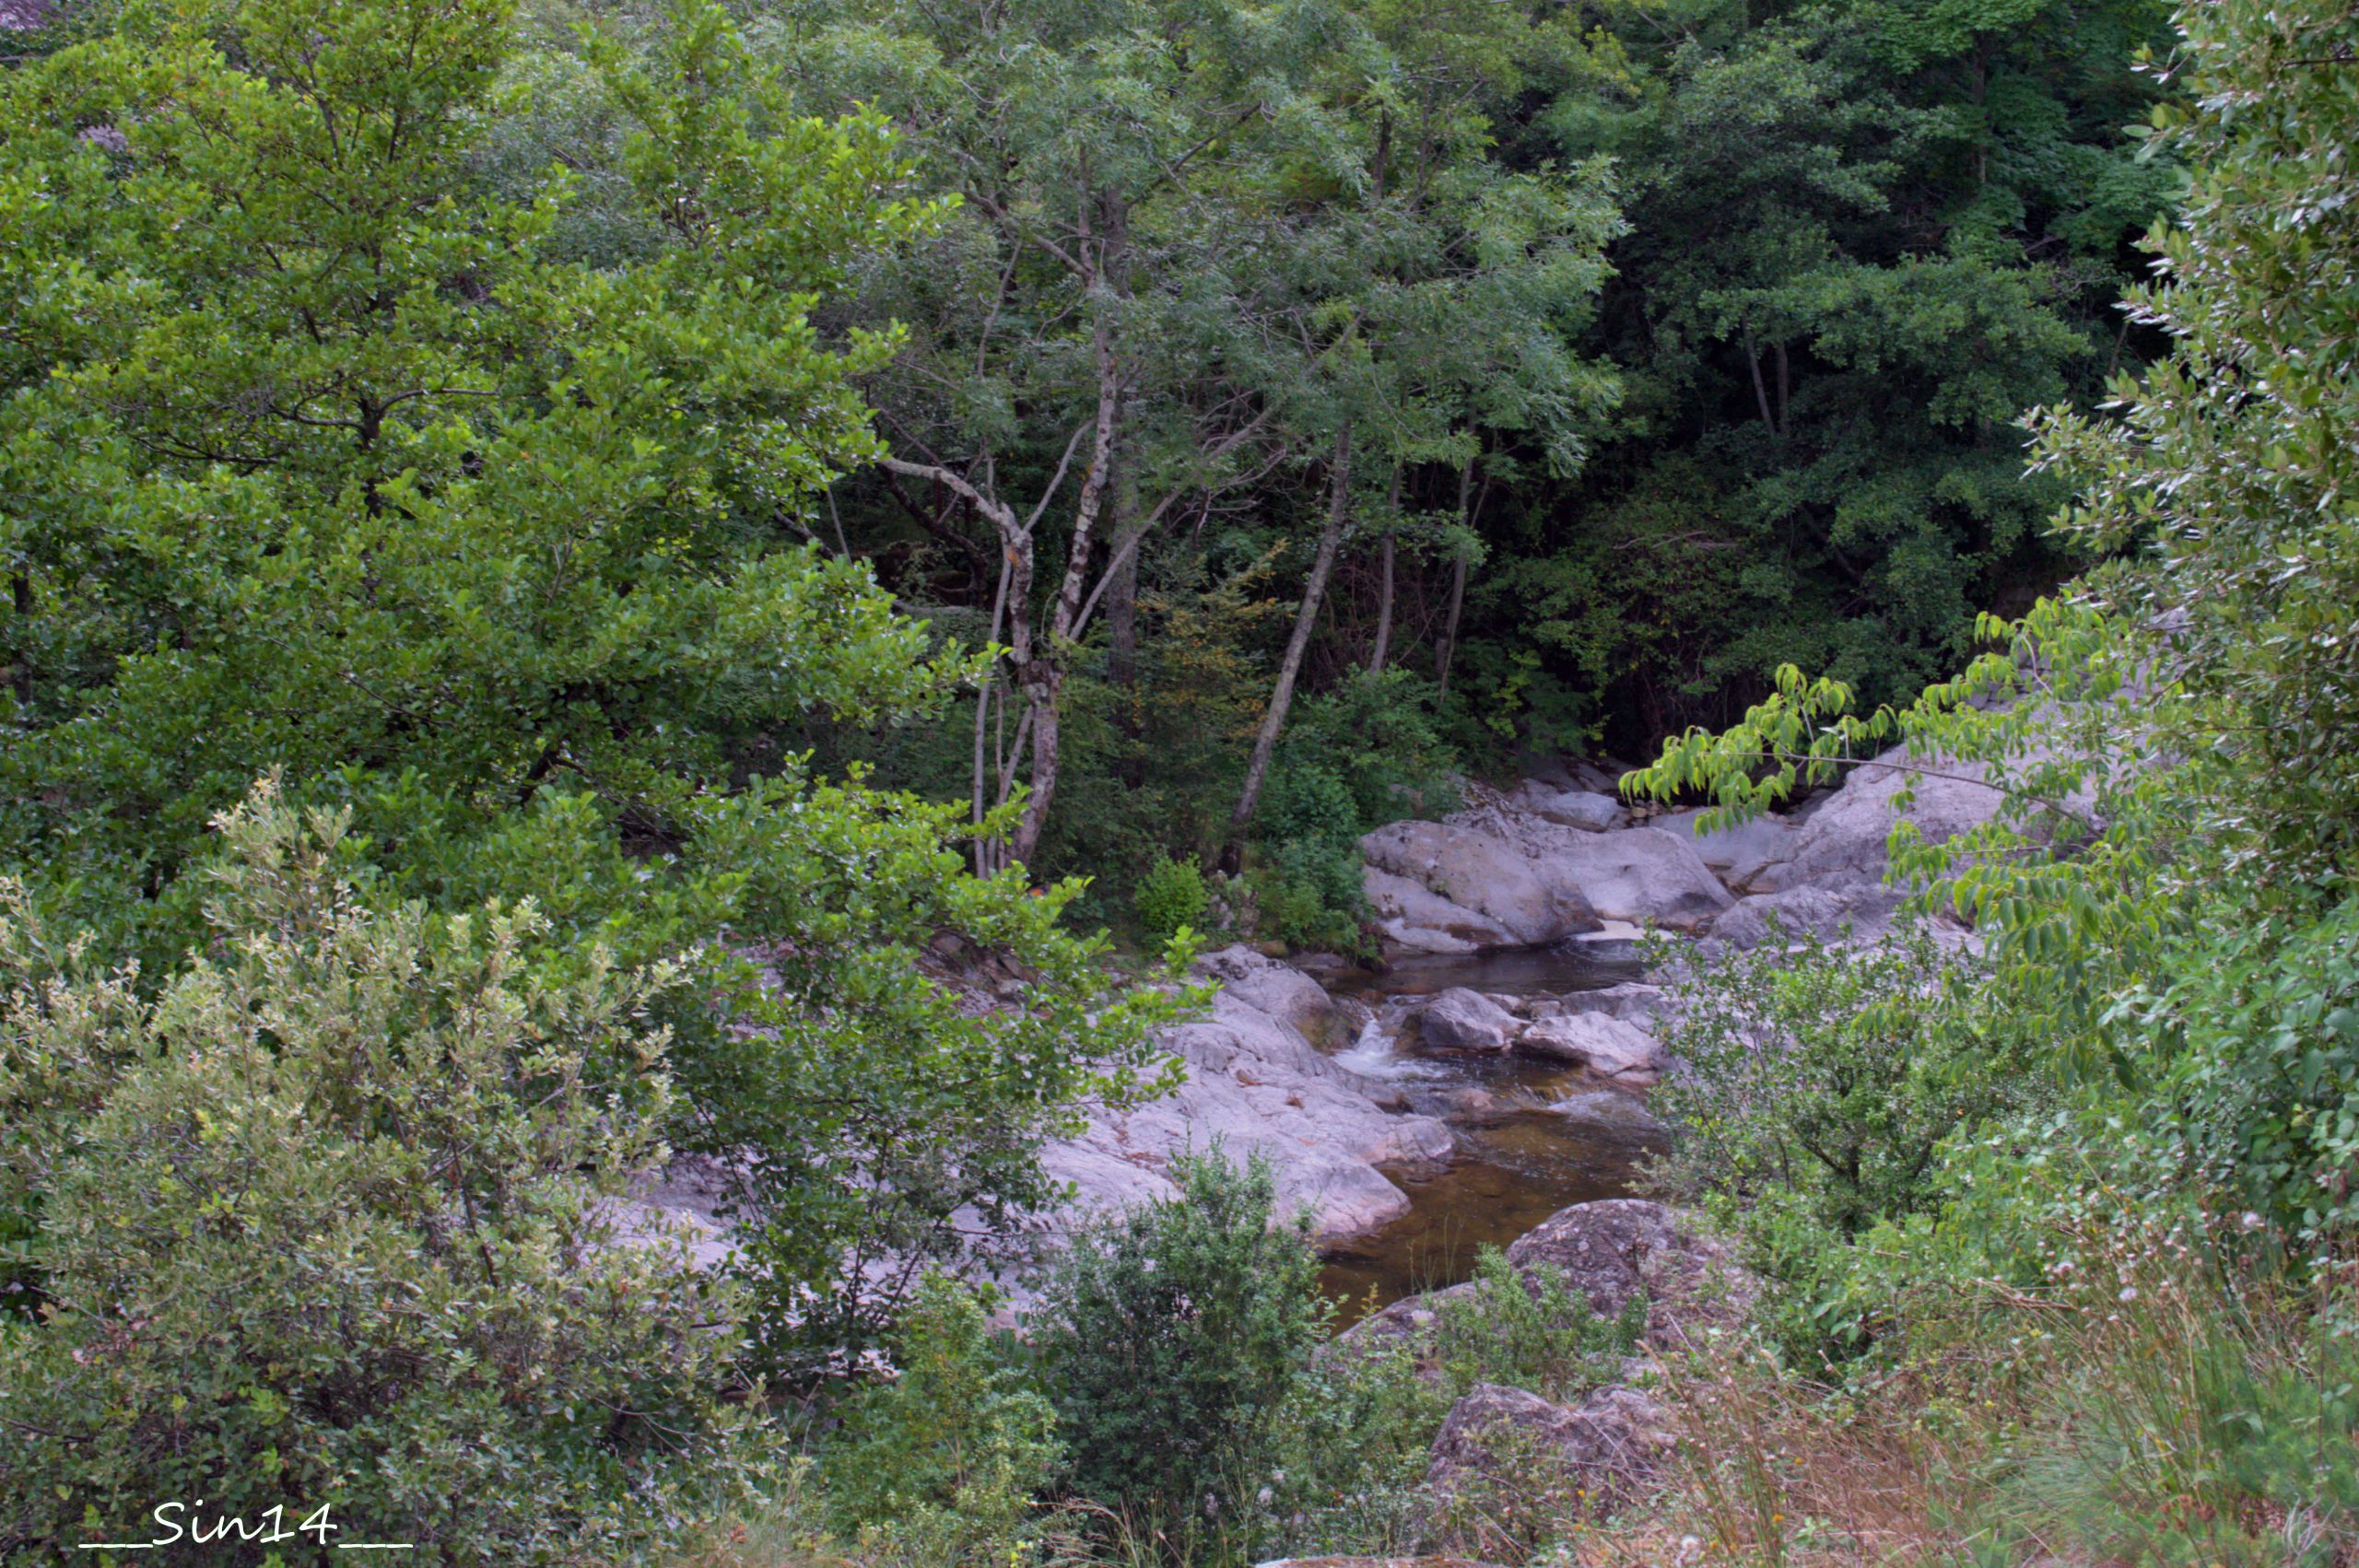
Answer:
[
  {"left": 1505, "top": 1199, "right": 1755, "bottom": 1352},
  {"left": 1532, "top": 826, "right": 1734, "bottom": 932},
  {"left": 1041, "top": 970, "right": 1454, "bottom": 1247},
  {"left": 1758, "top": 743, "right": 2007, "bottom": 891},
  {"left": 1414, "top": 987, "right": 1522, "bottom": 1051},
  {"left": 1515, "top": 1012, "right": 1662, "bottom": 1080},
  {"left": 1549, "top": 1088, "right": 1665, "bottom": 1137},
  {"left": 1658, "top": 807, "right": 1799, "bottom": 894},
  {"left": 1532, "top": 981, "right": 1667, "bottom": 1027},
  {"left": 1517, "top": 785, "right": 1627, "bottom": 832},
  {"left": 1706, "top": 877, "right": 1905, "bottom": 951},
  {"left": 1361, "top": 820, "right": 1601, "bottom": 954}
]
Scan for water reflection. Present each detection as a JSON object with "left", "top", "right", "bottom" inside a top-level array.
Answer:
[{"left": 1313, "top": 943, "right": 1666, "bottom": 1323}]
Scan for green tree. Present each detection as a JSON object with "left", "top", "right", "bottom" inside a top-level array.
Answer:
[
  {"left": 0, "top": 783, "right": 755, "bottom": 1564},
  {"left": 1037, "top": 1151, "right": 1331, "bottom": 1547},
  {"left": 0, "top": 0, "right": 1190, "bottom": 1376}
]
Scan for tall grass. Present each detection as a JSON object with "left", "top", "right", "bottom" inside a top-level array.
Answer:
[{"left": 1604, "top": 1220, "right": 2359, "bottom": 1568}]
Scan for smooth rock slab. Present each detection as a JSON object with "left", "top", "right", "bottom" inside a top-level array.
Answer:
[
  {"left": 1658, "top": 807, "right": 1800, "bottom": 894},
  {"left": 1042, "top": 948, "right": 1455, "bottom": 1246},
  {"left": 1532, "top": 981, "right": 1667, "bottom": 1027},
  {"left": 1414, "top": 987, "right": 1523, "bottom": 1051},
  {"left": 1758, "top": 742, "right": 2007, "bottom": 891},
  {"left": 1550, "top": 1088, "right": 1665, "bottom": 1137},
  {"left": 1707, "top": 876, "right": 1905, "bottom": 951},
  {"left": 1515, "top": 1012, "right": 1662, "bottom": 1080},
  {"left": 1518, "top": 785, "right": 1627, "bottom": 832},
  {"left": 1362, "top": 819, "right": 1601, "bottom": 952},
  {"left": 1529, "top": 826, "right": 1733, "bottom": 932}
]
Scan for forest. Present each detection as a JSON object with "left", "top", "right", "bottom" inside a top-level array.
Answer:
[{"left": 2, "top": 0, "right": 2356, "bottom": 1560}]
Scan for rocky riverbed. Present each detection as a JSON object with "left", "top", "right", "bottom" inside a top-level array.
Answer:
[
  {"left": 1041, "top": 739, "right": 2001, "bottom": 1310},
  {"left": 634, "top": 741, "right": 2002, "bottom": 1316}
]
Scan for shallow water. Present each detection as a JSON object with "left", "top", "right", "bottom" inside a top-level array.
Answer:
[{"left": 1314, "top": 946, "right": 1665, "bottom": 1323}]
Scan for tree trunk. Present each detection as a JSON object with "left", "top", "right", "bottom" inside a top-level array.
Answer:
[
  {"left": 1747, "top": 336, "right": 1778, "bottom": 438},
  {"left": 1367, "top": 465, "right": 1400, "bottom": 673},
  {"left": 1009, "top": 301, "right": 1122, "bottom": 871},
  {"left": 1222, "top": 425, "right": 1352, "bottom": 874}
]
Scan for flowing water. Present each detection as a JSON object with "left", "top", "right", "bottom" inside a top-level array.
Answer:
[{"left": 1314, "top": 945, "right": 1665, "bottom": 1322}]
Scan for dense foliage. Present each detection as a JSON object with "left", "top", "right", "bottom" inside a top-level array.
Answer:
[
  {"left": 0, "top": 787, "right": 757, "bottom": 1562},
  {"left": 1037, "top": 1153, "right": 1332, "bottom": 1544},
  {"left": 4, "top": 0, "right": 2354, "bottom": 1555},
  {"left": 0, "top": 0, "right": 1192, "bottom": 1393}
]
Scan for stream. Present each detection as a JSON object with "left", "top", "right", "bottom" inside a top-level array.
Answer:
[{"left": 1312, "top": 945, "right": 1664, "bottom": 1322}]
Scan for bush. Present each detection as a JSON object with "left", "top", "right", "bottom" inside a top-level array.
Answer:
[
  {"left": 1135, "top": 855, "right": 1211, "bottom": 942},
  {"left": 821, "top": 1271, "right": 1062, "bottom": 1562},
  {"left": 1645, "top": 920, "right": 2050, "bottom": 1365},
  {"left": 1037, "top": 1150, "right": 1332, "bottom": 1547},
  {"left": 0, "top": 783, "right": 757, "bottom": 1564},
  {"left": 1431, "top": 1246, "right": 1649, "bottom": 1401}
]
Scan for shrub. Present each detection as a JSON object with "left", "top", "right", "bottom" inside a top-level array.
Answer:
[
  {"left": 0, "top": 782, "right": 757, "bottom": 1564},
  {"left": 1135, "top": 855, "right": 1211, "bottom": 942},
  {"left": 1036, "top": 1150, "right": 1332, "bottom": 1546},
  {"left": 821, "top": 1271, "right": 1063, "bottom": 1562},
  {"left": 1645, "top": 920, "right": 2056, "bottom": 1362},
  {"left": 1431, "top": 1246, "right": 1649, "bottom": 1401},
  {"left": 1252, "top": 1340, "right": 1448, "bottom": 1561}
]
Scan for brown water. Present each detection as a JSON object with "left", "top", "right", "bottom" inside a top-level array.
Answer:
[{"left": 1314, "top": 946, "right": 1665, "bottom": 1324}]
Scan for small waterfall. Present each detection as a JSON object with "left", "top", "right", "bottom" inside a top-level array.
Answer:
[{"left": 1333, "top": 1011, "right": 1443, "bottom": 1082}]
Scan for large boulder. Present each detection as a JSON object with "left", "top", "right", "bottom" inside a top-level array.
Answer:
[
  {"left": 1532, "top": 981, "right": 1667, "bottom": 1027},
  {"left": 1758, "top": 743, "right": 2007, "bottom": 891},
  {"left": 1041, "top": 979, "right": 1455, "bottom": 1246},
  {"left": 1706, "top": 877, "right": 1905, "bottom": 951},
  {"left": 1657, "top": 807, "right": 1800, "bottom": 895},
  {"left": 1424, "top": 1381, "right": 1673, "bottom": 1521},
  {"left": 1517, "top": 785, "right": 1627, "bottom": 833},
  {"left": 1505, "top": 1199, "right": 1755, "bottom": 1352},
  {"left": 1414, "top": 987, "right": 1522, "bottom": 1051},
  {"left": 1195, "top": 943, "right": 1345, "bottom": 1046},
  {"left": 1529, "top": 826, "right": 1734, "bottom": 932},
  {"left": 1362, "top": 820, "right": 1601, "bottom": 953},
  {"left": 1515, "top": 1012, "right": 1662, "bottom": 1080}
]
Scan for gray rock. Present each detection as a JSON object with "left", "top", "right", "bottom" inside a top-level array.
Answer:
[
  {"left": 1425, "top": 1381, "right": 1673, "bottom": 1517},
  {"left": 1758, "top": 743, "right": 2007, "bottom": 891},
  {"left": 1363, "top": 868, "right": 1519, "bottom": 954},
  {"left": 1707, "top": 878, "right": 1905, "bottom": 951},
  {"left": 1533, "top": 981, "right": 1667, "bottom": 1027},
  {"left": 1041, "top": 978, "right": 1456, "bottom": 1246},
  {"left": 1321, "top": 1280, "right": 1480, "bottom": 1372},
  {"left": 1549, "top": 1087, "right": 1665, "bottom": 1137},
  {"left": 1515, "top": 1012, "right": 1662, "bottom": 1080},
  {"left": 1361, "top": 820, "right": 1602, "bottom": 953},
  {"left": 1520, "top": 786, "right": 1628, "bottom": 832},
  {"left": 1531, "top": 826, "right": 1734, "bottom": 932},
  {"left": 1414, "top": 987, "right": 1522, "bottom": 1051},
  {"left": 1505, "top": 1199, "right": 1756, "bottom": 1351},
  {"left": 1658, "top": 807, "right": 1800, "bottom": 894},
  {"left": 1195, "top": 943, "right": 1344, "bottom": 1046}
]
